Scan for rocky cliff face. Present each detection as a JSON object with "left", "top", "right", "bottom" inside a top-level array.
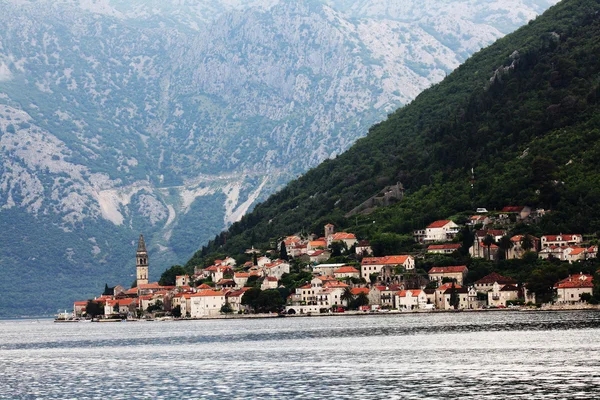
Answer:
[{"left": 0, "top": 0, "right": 557, "bottom": 315}]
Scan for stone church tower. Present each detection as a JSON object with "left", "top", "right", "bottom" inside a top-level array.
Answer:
[{"left": 136, "top": 234, "right": 149, "bottom": 286}]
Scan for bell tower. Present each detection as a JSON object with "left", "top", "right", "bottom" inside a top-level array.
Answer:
[{"left": 136, "top": 234, "right": 149, "bottom": 286}]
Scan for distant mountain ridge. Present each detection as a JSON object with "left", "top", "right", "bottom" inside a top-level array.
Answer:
[{"left": 0, "top": 0, "right": 557, "bottom": 316}]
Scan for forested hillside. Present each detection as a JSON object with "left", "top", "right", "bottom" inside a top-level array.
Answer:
[{"left": 189, "top": 0, "right": 600, "bottom": 266}]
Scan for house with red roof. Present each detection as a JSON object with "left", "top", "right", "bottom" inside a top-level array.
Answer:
[
  {"left": 104, "top": 298, "right": 138, "bottom": 316},
  {"left": 264, "top": 259, "right": 290, "bottom": 279},
  {"left": 467, "top": 215, "right": 491, "bottom": 227},
  {"left": 333, "top": 266, "right": 360, "bottom": 279},
  {"left": 176, "top": 275, "right": 190, "bottom": 287},
  {"left": 508, "top": 235, "right": 540, "bottom": 259},
  {"left": 428, "top": 265, "right": 468, "bottom": 285},
  {"left": 488, "top": 282, "right": 520, "bottom": 307},
  {"left": 307, "top": 239, "right": 327, "bottom": 252},
  {"left": 189, "top": 290, "right": 226, "bottom": 318},
  {"left": 541, "top": 234, "right": 583, "bottom": 248},
  {"left": 474, "top": 272, "right": 517, "bottom": 293},
  {"left": 360, "top": 255, "right": 415, "bottom": 281},
  {"left": 424, "top": 220, "right": 460, "bottom": 243},
  {"left": 260, "top": 276, "right": 279, "bottom": 290},
  {"left": 73, "top": 301, "right": 87, "bottom": 317},
  {"left": 555, "top": 274, "right": 594, "bottom": 303},
  {"left": 327, "top": 232, "right": 358, "bottom": 249},
  {"left": 257, "top": 256, "right": 272, "bottom": 267},
  {"left": 395, "top": 289, "right": 428, "bottom": 310},
  {"left": 309, "top": 249, "right": 331, "bottom": 263},
  {"left": 426, "top": 243, "right": 462, "bottom": 254},
  {"left": 234, "top": 272, "right": 250, "bottom": 288},
  {"left": 215, "top": 279, "right": 236, "bottom": 290},
  {"left": 226, "top": 288, "right": 252, "bottom": 312},
  {"left": 355, "top": 240, "right": 373, "bottom": 256}
]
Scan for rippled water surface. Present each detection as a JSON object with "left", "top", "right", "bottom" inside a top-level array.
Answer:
[{"left": 1, "top": 311, "right": 600, "bottom": 399}]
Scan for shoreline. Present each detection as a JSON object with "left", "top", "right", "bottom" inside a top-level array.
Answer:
[{"left": 130, "top": 305, "right": 600, "bottom": 322}]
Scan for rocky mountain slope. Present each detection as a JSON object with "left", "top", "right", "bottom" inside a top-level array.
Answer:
[{"left": 0, "top": 0, "right": 557, "bottom": 316}]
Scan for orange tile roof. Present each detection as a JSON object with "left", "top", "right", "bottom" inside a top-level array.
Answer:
[
  {"left": 323, "top": 281, "right": 349, "bottom": 288},
  {"left": 568, "top": 247, "right": 586, "bottom": 256},
  {"left": 309, "top": 240, "right": 327, "bottom": 247},
  {"left": 436, "top": 283, "right": 462, "bottom": 291},
  {"left": 138, "top": 283, "right": 161, "bottom": 289},
  {"left": 427, "top": 220, "right": 453, "bottom": 229},
  {"left": 361, "top": 255, "right": 411, "bottom": 265},
  {"left": 197, "top": 284, "right": 213, "bottom": 289},
  {"left": 192, "top": 290, "right": 225, "bottom": 297},
  {"left": 74, "top": 301, "right": 88, "bottom": 306},
  {"left": 334, "top": 266, "right": 360, "bottom": 274},
  {"left": 331, "top": 232, "right": 356, "bottom": 240},
  {"left": 350, "top": 288, "right": 370, "bottom": 295},
  {"left": 397, "top": 290, "right": 423, "bottom": 297}
]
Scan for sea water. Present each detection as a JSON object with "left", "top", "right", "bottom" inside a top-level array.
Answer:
[{"left": 1, "top": 310, "right": 599, "bottom": 399}]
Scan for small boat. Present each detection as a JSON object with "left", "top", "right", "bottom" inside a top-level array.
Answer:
[{"left": 54, "top": 310, "right": 79, "bottom": 322}]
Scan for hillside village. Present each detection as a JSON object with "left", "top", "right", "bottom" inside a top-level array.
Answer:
[{"left": 70, "top": 205, "right": 599, "bottom": 320}]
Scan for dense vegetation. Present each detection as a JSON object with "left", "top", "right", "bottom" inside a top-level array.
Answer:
[{"left": 187, "top": 0, "right": 600, "bottom": 268}]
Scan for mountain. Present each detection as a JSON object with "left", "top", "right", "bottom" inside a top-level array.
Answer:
[
  {"left": 0, "top": 0, "right": 557, "bottom": 316},
  {"left": 189, "top": 0, "right": 600, "bottom": 267}
]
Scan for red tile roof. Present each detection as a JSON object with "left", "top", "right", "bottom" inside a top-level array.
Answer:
[
  {"left": 138, "top": 282, "right": 161, "bottom": 289},
  {"left": 361, "top": 255, "right": 411, "bottom": 265},
  {"left": 397, "top": 290, "right": 423, "bottom": 297},
  {"left": 555, "top": 274, "right": 593, "bottom": 289},
  {"left": 197, "top": 284, "right": 213, "bottom": 289},
  {"left": 192, "top": 290, "right": 225, "bottom": 297},
  {"left": 542, "top": 234, "right": 582, "bottom": 242},
  {"left": 501, "top": 206, "right": 526, "bottom": 212},
  {"left": 334, "top": 266, "right": 360, "bottom": 274},
  {"left": 429, "top": 265, "right": 468, "bottom": 274},
  {"left": 427, "top": 220, "right": 453, "bottom": 229},
  {"left": 427, "top": 244, "right": 462, "bottom": 250},
  {"left": 331, "top": 232, "right": 356, "bottom": 240},
  {"left": 350, "top": 288, "right": 370, "bottom": 295},
  {"left": 475, "top": 272, "right": 516, "bottom": 285}
]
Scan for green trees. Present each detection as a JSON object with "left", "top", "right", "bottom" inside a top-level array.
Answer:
[
  {"left": 185, "top": 0, "right": 600, "bottom": 279},
  {"left": 220, "top": 303, "right": 234, "bottom": 314},
  {"left": 280, "top": 241, "right": 289, "bottom": 261},
  {"left": 341, "top": 287, "right": 354, "bottom": 306},
  {"left": 171, "top": 305, "right": 182, "bottom": 318},
  {"left": 355, "top": 292, "right": 369, "bottom": 309},
  {"left": 85, "top": 300, "right": 104, "bottom": 318},
  {"left": 449, "top": 282, "right": 460, "bottom": 310},
  {"left": 497, "top": 236, "right": 514, "bottom": 260},
  {"left": 241, "top": 288, "right": 284, "bottom": 313},
  {"left": 159, "top": 265, "right": 188, "bottom": 286},
  {"left": 482, "top": 234, "right": 495, "bottom": 261},
  {"left": 521, "top": 235, "right": 535, "bottom": 252},
  {"left": 146, "top": 300, "right": 164, "bottom": 313}
]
